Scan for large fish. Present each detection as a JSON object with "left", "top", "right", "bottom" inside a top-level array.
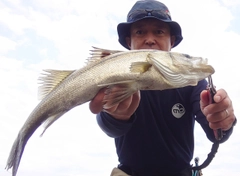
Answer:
[{"left": 6, "top": 47, "right": 214, "bottom": 176}]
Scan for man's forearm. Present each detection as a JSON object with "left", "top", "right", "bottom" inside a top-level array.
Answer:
[{"left": 96, "top": 111, "right": 136, "bottom": 138}]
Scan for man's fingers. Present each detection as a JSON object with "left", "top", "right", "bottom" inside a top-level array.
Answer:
[
  {"left": 104, "top": 91, "right": 140, "bottom": 114},
  {"left": 89, "top": 88, "right": 106, "bottom": 114},
  {"left": 109, "top": 96, "right": 132, "bottom": 110},
  {"left": 90, "top": 86, "right": 141, "bottom": 121},
  {"left": 127, "top": 91, "right": 141, "bottom": 113},
  {"left": 213, "top": 89, "right": 228, "bottom": 103},
  {"left": 200, "top": 90, "right": 210, "bottom": 113}
]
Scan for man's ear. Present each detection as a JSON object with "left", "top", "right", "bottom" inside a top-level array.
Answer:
[
  {"left": 171, "top": 36, "right": 176, "bottom": 48},
  {"left": 126, "top": 37, "right": 131, "bottom": 49}
]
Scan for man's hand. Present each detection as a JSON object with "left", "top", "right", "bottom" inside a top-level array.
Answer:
[
  {"left": 89, "top": 86, "right": 141, "bottom": 121},
  {"left": 200, "top": 89, "right": 236, "bottom": 133}
]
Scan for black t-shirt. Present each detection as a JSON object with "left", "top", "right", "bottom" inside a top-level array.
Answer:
[{"left": 97, "top": 79, "right": 232, "bottom": 175}]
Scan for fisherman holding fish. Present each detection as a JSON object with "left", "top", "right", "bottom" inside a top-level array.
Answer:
[
  {"left": 89, "top": 0, "right": 237, "bottom": 175},
  {"left": 5, "top": 0, "right": 238, "bottom": 176}
]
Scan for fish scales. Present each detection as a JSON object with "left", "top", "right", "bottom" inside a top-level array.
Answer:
[{"left": 6, "top": 47, "right": 215, "bottom": 176}]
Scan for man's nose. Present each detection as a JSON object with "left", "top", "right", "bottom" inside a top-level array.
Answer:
[{"left": 145, "top": 34, "right": 156, "bottom": 46}]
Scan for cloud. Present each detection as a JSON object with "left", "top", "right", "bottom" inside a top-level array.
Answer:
[
  {"left": 221, "top": 0, "right": 240, "bottom": 6},
  {"left": 0, "top": 7, "right": 32, "bottom": 35},
  {"left": 0, "top": 36, "right": 17, "bottom": 54}
]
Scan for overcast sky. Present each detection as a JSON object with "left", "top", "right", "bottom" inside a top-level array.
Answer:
[{"left": 0, "top": 0, "right": 240, "bottom": 176}]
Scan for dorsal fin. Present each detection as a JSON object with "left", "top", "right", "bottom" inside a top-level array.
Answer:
[
  {"left": 86, "top": 46, "right": 123, "bottom": 65},
  {"left": 38, "top": 69, "right": 75, "bottom": 100}
]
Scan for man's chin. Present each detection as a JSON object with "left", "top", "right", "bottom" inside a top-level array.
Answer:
[{"left": 138, "top": 47, "right": 162, "bottom": 50}]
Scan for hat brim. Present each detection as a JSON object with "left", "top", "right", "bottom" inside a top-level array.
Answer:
[{"left": 117, "top": 16, "right": 183, "bottom": 49}]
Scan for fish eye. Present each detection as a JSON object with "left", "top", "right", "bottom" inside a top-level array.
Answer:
[{"left": 183, "top": 54, "right": 191, "bottom": 58}]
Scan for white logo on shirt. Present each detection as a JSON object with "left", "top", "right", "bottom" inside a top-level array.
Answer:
[{"left": 172, "top": 103, "right": 185, "bottom": 118}]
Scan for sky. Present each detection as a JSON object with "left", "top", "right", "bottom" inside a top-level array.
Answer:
[{"left": 0, "top": 0, "right": 240, "bottom": 176}]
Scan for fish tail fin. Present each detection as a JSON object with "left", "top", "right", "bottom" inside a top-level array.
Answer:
[
  {"left": 6, "top": 112, "right": 67, "bottom": 176},
  {"left": 98, "top": 80, "right": 138, "bottom": 109},
  {"left": 5, "top": 132, "right": 27, "bottom": 176}
]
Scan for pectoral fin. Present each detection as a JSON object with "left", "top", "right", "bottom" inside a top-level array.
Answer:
[
  {"left": 98, "top": 80, "right": 138, "bottom": 109},
  {"left": 130, "top": 61, "right": 152, "bottom": 73}
]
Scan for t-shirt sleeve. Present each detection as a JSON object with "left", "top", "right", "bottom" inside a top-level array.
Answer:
[{"left": 96, "top": 111, "right": 136, "bottom": 138}]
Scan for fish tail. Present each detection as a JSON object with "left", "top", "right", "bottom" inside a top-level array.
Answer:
[{"left": 6, "top": 132, "right": 28, "bottom": 176}]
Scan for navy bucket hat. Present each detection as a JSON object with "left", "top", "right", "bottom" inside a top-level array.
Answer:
[{"left": 117, "top": 0, "right": 183, "bottom": 49}]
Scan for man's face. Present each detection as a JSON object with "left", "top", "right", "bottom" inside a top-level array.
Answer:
[{"left": 126, "top": 18, "right": 175, "bottom": 51}]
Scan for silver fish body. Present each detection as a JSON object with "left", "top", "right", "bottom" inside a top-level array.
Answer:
[{"left": 6, "top": 47, "right": 215, "bottom": 176}]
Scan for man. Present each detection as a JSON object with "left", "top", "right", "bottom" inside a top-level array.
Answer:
[{"left": 90, "top": 1, "right": 237, "bottom": 175}]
